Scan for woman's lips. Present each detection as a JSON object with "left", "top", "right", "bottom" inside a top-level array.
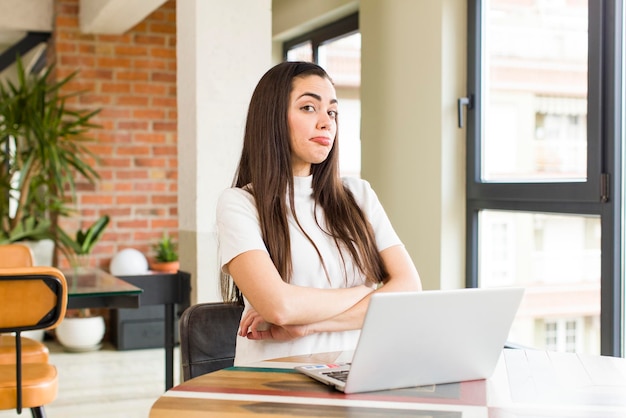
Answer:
[{"left": 311, "top": 137, "right": 331, "bottom": 146}]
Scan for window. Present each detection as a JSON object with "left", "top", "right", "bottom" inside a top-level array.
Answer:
[
  {"left": 284, "top": 13, "right": 361, "bottom": 178},
  {"left": 465, "top": 0, "right": 623, "bottom": 356},
  {"left": 545, "top": 318, "right": 583, "bottom": 353}
]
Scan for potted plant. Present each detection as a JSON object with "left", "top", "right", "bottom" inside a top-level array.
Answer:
[
  {"left": 0, "top": 56, "right": 101, "bottom": 265},
  {"left": 150, "top": 232, "right": 179, "bottom": 272},
  {"left": 57, "top": 214, "right": 111, "bottom": 269},
  {"left": 55, "top": 215, "right": 110, "bottom": 352}
]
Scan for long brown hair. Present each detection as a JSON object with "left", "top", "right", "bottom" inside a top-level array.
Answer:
[{"left": 221, "top": 62, "right": 387, "bottom": 303}]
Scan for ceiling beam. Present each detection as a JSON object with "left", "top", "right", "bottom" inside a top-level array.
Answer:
[
  {"left": 0, "top": 31, "right": 50, "bottom": 72},
  {"left": 0, "top": 0, "right": 53, "bottom": 32},
  {"left": 80, "top": 0, "right": 167, "bottom": 34}
]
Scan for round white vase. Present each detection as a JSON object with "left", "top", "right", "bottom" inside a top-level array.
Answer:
[{"left": 56, "top": 316, "right": 106, "bottom": 352}]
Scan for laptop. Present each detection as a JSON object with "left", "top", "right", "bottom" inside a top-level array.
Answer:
[{"left": 296, "top": 287, "right": 524, "bottom": 393}]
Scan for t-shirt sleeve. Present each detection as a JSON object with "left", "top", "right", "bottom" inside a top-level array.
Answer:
[
  {"left": 216, "top": 188, "right": 268, "bottom": 274},
  {"left": 342, "top": 177, "right": 403, "bottom": 252}
]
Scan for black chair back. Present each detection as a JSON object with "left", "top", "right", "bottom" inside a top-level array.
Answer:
[{"left": 179, "top": 302, "right": 243, "bottom": 381}]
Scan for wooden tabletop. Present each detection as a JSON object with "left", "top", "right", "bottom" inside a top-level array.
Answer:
[{"left": 150, "top": 350, "right": 626, "bottom": 418}]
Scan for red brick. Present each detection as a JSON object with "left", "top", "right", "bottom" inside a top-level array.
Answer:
[
  {"left": 150, "top": 47, "right": 176, "bottom": 59},
  {"left": 135, "top": 34, "right": 166, "bottom": 46},
  {"left": 152, "top": 72, "right": 176, "bottom": 83},
  {"left": 78, "top": 44, "right": 97, "bottom": 54},
  {"left": 154, "top": 122, "right": 176, "bottom": 132},
  {"left": 98, "top": 34, "right": 132, "bottom": 43},
  {"left": 81, "top": 69, "right": 114, "bottom": 79},
  {"left": 135, "top": 157, "right": 166, "bottom": 167},
  {"left": 116, "top": 145, "right": 151, "bottom": 155},
  {"left": 133, "top": 109, "right": 165, "bottom": 119},
  {"left": 152, "top": 97, "right": 176, "bottom": 107},
  {"left": 99, "top": 108, "right": 132, "bottom": 119},
  {"left": 60, "top": 55, "right": 96, "bottom": 68},
  {"left": 154, "top": 145, "right": 176, "bottom": 155},
  {"left": 116, "top": 96, "right": 150, "bottom": 106},
  {"left": 117, "top": 120, "right": 149, "bottom": 130},
  {"left": 133, "top": 83, "right": 167, "bottom": 95},
  {"left": 134, "top": 133, "right": 166, "bottom": 143},
  {"left": 135, "top": 183, "right": 168, "bottom": 192},
  {"left": 100, "top": 157, "right": 132, "bottom": 168},
  {"left": 97, "top": 57, "right": 133, "bottom": 69},
  {"left": 102, "top": 82, "right": 131, "bottom": 94},
  {"left": 88, "top": 144, "right": 114, "bottom": 155},
  {"left": 116, "top": 195, "right": 148, "bottom": 205},
  {"left": 118, "top": 219, "right": 150, "bottom": 229},
  {"left": 137, "top": 207, "right": 168, "bottom": 218},
  {"left": 151, "top": 219, "right": 178, "bottom": 229},
  {"left": 153, "top": 195, "right": 178, "bottom": 204},
  {"left": 114, "top": 45, "right": 148, "bottom": 56},
  {"left": 56, "top": 42, "right": 76, "bottom": 53},
  {"left": 134, "top": 59, "right": 167, "bottom": 70},
  {"left": 117, "top": 71, "right": 149, "bottom": 81},
  {"left": 116, "top": 170, "right": 149, "bottom": 180},
  {"left": 81, "top": 195, "right": 114, "bottom": 205},
  {"left": 79, "top": 94, "right": 112, "bottom": 105},
  {"left": 57, "top": 15, "right": 79, "bottom": 28},
  {"left": 104, "top": 207, "right": 132, "bottom": 217},
  {"left": 150, "top": 23, "right": 176, "bottom": 35}
]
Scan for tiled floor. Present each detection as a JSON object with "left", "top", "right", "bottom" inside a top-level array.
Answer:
[{"left": 0, "top": 340, "right": 179, "bottom": 418}]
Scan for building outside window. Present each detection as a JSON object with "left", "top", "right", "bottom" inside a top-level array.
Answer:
[{"left": 466, "top": 0, "right": 621, "bottom": 356}]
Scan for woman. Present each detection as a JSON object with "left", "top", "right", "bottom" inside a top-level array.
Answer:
[{"left": 217, "top": 61, "right": 421, "bottom": 365}]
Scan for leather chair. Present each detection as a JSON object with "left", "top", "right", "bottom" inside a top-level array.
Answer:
[
  {"left": 179, "top": 302, "right": 243, "bottom": 381},
  {"left": 0, "top": 244, "right": 50, "bottom": 365},
  {"left": 0, "top": 244, "right": 35, "bottom": 267},
  {"left": 0, "top": 266, "right": 67, "bottom": 417}
]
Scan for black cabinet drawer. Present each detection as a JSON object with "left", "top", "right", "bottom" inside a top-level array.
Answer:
[
  {"left": 117, "top": 320, "right": 164, "bottom": 350},
  {"left": 111, "top": 306, "right": 181, "bottom": 350}
]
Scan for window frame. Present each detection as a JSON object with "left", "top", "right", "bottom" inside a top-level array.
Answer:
[
  {"left": 465, "top": 0, "right": 623, "bottom": 356},
  {"left": 282, "top": 13, "right": 359, "bottom": 62}
]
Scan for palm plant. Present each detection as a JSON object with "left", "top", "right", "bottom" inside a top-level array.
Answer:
[
  {"left": 57, "top": 214, "right": 110, "bottom": 260},
  {"left": 0, "top": 57, "right": 101, "bottom": 257}
]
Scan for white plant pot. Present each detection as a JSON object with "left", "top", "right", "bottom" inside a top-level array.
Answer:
[
  {"left": 22, "top": 330, "right": 45, "bottom": 341},
  {"left": 21, "top": 239, "right": 55, "bottom": 266},
  {"left": 56, "top": 316, "right": 106, "bottom": 352}
]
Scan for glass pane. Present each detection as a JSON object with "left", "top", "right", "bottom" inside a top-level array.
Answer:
[
  {"left": 318, "top": 33, "right": 361, "bottom": 177},
  {"left": 286, "top": 41, "right": 313, "bottom": 62},
  {"left": 482, "top": 0, "right": 588, "bottom": 182},
  {"left": 478, "top": 210, "right": 600, "bottom": 354}
]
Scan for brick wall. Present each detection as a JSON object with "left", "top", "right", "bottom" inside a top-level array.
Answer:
[{"left": 52, "top": 0, "right": 178, "bottom": 270}]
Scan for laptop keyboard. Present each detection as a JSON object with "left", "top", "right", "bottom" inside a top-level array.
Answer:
[{"left": 322, "top": 369, "right": 349, "bottom": 383}]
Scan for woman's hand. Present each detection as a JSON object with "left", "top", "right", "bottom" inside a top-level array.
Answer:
[{"left": 239, "top": 306, "right": 309, "bottom": 341}]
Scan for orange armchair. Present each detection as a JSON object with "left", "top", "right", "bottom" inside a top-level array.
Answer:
[
  {"left": 0, "top": 244, "right": 50, "bottom": 365},
  {"left": 0, "top": 266, "right": 68, "bottom": 417}
]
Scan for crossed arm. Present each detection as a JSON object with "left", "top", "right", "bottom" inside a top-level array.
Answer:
[{"left": 227, "top": 244, "right": 422, "bottom": 341}]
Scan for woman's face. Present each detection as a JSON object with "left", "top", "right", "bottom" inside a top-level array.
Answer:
[{"left": 287, "top": 75, "right": 338, "bottom": 177}]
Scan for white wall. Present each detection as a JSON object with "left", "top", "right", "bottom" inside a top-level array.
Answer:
[
  {"left": 177, "top": 0, "right": 271, "bottom": 303},
  {"left": 360, "top": 0, "right": 466, "bottom": 290}
]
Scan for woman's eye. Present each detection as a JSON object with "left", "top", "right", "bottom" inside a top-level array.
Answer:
[
  {"left": 328, "top": 110, "right": 338, "bottom": 119},
  {"left": 301, "top": 105, "right": 315, "bottom": 112}
]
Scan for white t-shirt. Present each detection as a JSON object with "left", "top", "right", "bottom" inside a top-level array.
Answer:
[{"left": 216, "top": 175, "right": 402, "bottom": 365}]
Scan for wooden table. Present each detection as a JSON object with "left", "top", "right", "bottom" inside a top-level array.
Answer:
[{"left": 149, "top": 349, "right": 626, "bottom": 417}]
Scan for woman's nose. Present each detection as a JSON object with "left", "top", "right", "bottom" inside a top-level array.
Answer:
[{"left": 318, "top": 113, "right": 332, "bottom": 129}]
